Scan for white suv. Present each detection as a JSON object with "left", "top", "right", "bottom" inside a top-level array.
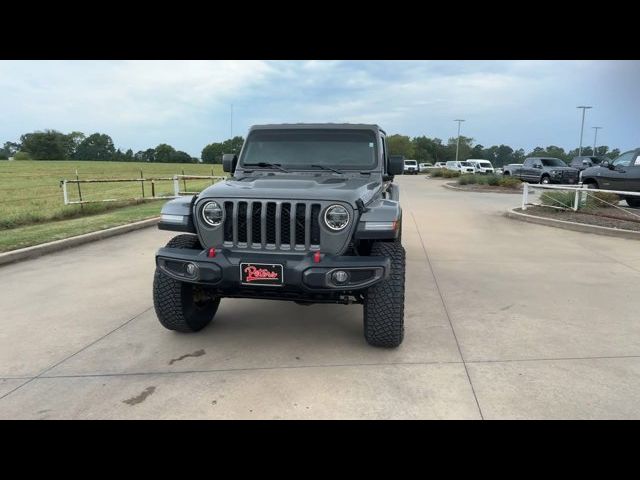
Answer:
[
  {"left": 404, "top": 159, "right": 418, "bottom": 175},
  {"left": 445, "top": 161, "right": 475, "bottom": 174}
]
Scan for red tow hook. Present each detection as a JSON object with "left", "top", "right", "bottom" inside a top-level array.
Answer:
[
  {"left": 208, "top": 247, "right": 216, "bottom": 258},
  {"left": 313, "top": 251, "right": 321, "bottom": 263}
]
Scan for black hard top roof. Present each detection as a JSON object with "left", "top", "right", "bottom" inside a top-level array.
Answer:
[{"left": 249, "top": 123, "right": 385, "bottom": 134}]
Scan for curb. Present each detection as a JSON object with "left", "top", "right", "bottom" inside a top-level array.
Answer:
[
  {"left": 0, "top": 217, "right": 161, "bottom": 267},
  {"left": 443, "top": 182, "right": 521, "bottom": 194},
  {"left": 505, "top": 208, "right": 640, "bottom": 241}
]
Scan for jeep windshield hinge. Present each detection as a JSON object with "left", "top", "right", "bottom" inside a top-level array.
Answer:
[{"left": 356, "top": 198, "right": 370, "bottom": 215}]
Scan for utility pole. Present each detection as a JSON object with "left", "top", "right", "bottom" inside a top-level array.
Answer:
[
  {"left": 454, "top": 119, "right": 465, "bottom": 162},
  {"left": 577, "top": 106, "right": 592, "bottom": 156},
  {"left": 592, "top": 126, "right": 602, "bottom": 156}
]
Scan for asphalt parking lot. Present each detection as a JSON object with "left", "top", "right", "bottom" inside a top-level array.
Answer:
[{"left": 1, "top": 175, "right": 639, "bottom": 419}]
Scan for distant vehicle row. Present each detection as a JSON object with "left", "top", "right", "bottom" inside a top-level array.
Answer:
[{"left": 443, "top": 160, "right": 494, "bottom": 174}]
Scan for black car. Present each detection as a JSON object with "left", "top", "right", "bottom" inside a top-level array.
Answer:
[
  {"left": 570, "top": 156, "right": 611, "bottom": 171},
  {"left": 580, "top": 148, "right": 640, "bottom": 207}
]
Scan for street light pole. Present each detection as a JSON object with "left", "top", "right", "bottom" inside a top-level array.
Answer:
[
  {"left": 592, "top": 126, "right": 602, "bottom": 156},
  {"left": 454, "top": 119, "right": 465, "bottom": 162},
  {"left": 577, "top": 106, "right": 592, "bottom": 156},
  {"left": 230, "top": 104, "right": 234, "bottom": 139}
]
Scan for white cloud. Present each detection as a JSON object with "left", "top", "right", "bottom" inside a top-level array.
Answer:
[{"left": 1, "top": 60, "right": 637, "bottom": 155}]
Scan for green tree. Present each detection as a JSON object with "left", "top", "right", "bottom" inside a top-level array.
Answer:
[
  {"left": 202, "top": 136, "right": 245, "bottom": 164},
  {"left": 470, "top": 144, "right": 485, "bottom": 159},
  {"left": 494, "top": 145, "right": 515, "bottom": 167},
  {"left": 154, "top": 144, "right": 176, "bottom": 163},
  {"left": 387, "top": 134, "right": 414, "bottom": 158},
  {"left": 513, "top": 148, "right": 526, "bottom": 163},
  {"left": 222, "top": 136, "right": 245, "bottom": 155},
  {"left": 67, "top": 131, "right": 85, "bottom": 158},
  {"left": 74, "top": 133, "right": 116, "bottom": 161},
  {"left": 20, "top": 130, "right": 72, "bottom": 160},
  {"left": 3, "top": 141, "right": 20, "bottom": 156},
  {"left": 201, "top": 142, "right": 225, "bottom": 164},
  {"left": 170, "top": 150, "right": 194, "bottom": 163},
  {"left": 447, "top": 135, "right": 473, "bottom": 162}
]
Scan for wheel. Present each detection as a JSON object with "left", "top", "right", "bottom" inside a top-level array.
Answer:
[
  {"left": 363, "top": 240, "right": 405, "bottom": 348},
  {"left": 540, "top": 175, "right": 551, "bottom": 184},
  {"left": 626, "top": 197, "right": 640, "bottom": 208},
  {"left": 153, "top": 234, "right": 220, "bottom": 332},
  {"left": 503, "top": 171, "right": 510, "bottom": 176}
]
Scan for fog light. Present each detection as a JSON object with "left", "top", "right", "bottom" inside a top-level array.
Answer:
[
  {"left": 332, "top": 270, "right": 349, "bottom": 284},
  {"left": 185, "top": 263, "right": 197, "bottom": 276}
]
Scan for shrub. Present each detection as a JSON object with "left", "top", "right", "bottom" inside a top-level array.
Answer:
[
  {"left": 486, "top": 175, "right": 501, "bottom": 186},
  {"left": 540, "top": 191, "right": 575, "bottom": 208},
  {"left": 13, "top": 151, "right": 31, "bottom": 160},
  {"left": 442, "top": 169, "right": 461, "bottom": 178},
  {"left": 584, "top": 191, "right": 620, "bottom": 209},
  {"left": 458, "top": 175, "right": 470, "bottom": 185},
  {"left": 498, "top": 176, "right": 522, "bottom": 189},
  {"left": 430, "top": 168, "right": 444, "bottom": 177},
  {"left": 541, "top": 190, "right": 620, "bottom": 210}
]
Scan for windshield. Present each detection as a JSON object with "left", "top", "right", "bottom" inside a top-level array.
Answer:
[
  {"left": 460, "top": 162, "right": 472, "bottom": 166},
  {"left": 239, "top": 129, "right": 378, "bottom": 171},
  {"left": 480, "top": 162, "right": 492, "bottom": 168},
  {"left": 405, "top": 160, "right": 417, "bottom": 165},
  {"left": 541, "top": 158, "right": 567, "bottom": 167}
]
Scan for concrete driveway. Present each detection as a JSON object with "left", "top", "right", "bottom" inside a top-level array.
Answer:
[{"left": 1, "top": 176, "right": 639, "bottom": 419}]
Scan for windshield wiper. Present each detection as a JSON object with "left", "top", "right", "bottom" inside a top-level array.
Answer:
[
  {"left": 311, "top": 164, "right": 344, "bottom": 174},
  {"left": 242, "top": 162, "right": 289, "bottom": 173}
]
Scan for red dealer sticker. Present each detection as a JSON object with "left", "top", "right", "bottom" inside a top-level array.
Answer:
[{"left": 240, "top": 263, "right": 284, "bottom": 286}]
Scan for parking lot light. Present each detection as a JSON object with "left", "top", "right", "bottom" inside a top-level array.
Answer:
[{"left": 577, "top": 106, "right": 592, "bottom": 156}]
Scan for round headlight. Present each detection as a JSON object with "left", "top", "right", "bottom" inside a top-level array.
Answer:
[
  {"left": 324, "top": 205, "right": 350, "bottom": 231},
  {"left": 201, "top": 201, "right": 224, "bottom": 227}
]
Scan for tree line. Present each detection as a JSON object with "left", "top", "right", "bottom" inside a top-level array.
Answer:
[
  {"left": 0, "top": 130, "right": 197, "bottom": 163},
  {"left": 387, "top": 134, "right": 621, "bottom": 168},
  {"left": 0, "top": 129, "right": 623, "bottom": 167}
]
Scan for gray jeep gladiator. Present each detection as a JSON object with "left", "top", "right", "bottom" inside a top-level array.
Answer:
[{"left": 153, "top": 124, "right": 406, "bottom": 348}]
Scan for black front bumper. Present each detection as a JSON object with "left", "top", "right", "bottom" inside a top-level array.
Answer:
[{"left": 156, "top": 247, "right": 390, "bottom": 294}]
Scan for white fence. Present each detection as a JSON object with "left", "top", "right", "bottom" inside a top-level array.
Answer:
[
  {"left": 521, "top": 182, "right": 640, "bottom": 220},
  {"left": 62, "top": 174, "right": 226, "bottom": 205}
]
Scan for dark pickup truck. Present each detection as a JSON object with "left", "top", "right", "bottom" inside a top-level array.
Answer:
[
  {"left": 569, "top": 155, "right": 611, "bottom": 171},
  {"left": 580, "top": 148, "right": 640, "bottom": 207},
  {"left": 502, "top": 157, "right": 579, "bottom": 184}
]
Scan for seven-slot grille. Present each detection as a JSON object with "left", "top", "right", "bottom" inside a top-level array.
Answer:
[{"left": 221, "top": 200, "right": 322, "bottom": 250}]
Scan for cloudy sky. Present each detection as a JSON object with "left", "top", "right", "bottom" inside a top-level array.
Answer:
[{"left": 1, "top": 60, "right": 638, "bottom": 157}]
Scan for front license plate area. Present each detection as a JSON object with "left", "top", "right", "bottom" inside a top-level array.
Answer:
[{"left": 240, "top": 263, "right": 284, "bottom": 286}]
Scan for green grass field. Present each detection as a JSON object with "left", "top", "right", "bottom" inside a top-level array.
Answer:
[{"left": 0, "top": 160, "right": 224, "bottom": 252}]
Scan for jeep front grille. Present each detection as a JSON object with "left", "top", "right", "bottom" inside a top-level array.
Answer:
[{"left": 222, "top": 200, "right": 322, "bottom": 251}]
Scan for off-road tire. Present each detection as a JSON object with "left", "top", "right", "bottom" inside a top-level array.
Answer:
[
  {"left": 153, "top": 234, "right": 220, "bottom": 332},
  {"left": 363, "top": 240, "right": 405, "bottom": 348},
  {"left": 626, "top": 197, "right": 640, "bottom": 208}
]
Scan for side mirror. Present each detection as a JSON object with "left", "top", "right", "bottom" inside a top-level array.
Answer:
[
  {"left": 222, "top": 153, "right": 238, "bottom": 173},
  {"left": 388, "top": 156, "right": 404, "bottom": 175}
]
